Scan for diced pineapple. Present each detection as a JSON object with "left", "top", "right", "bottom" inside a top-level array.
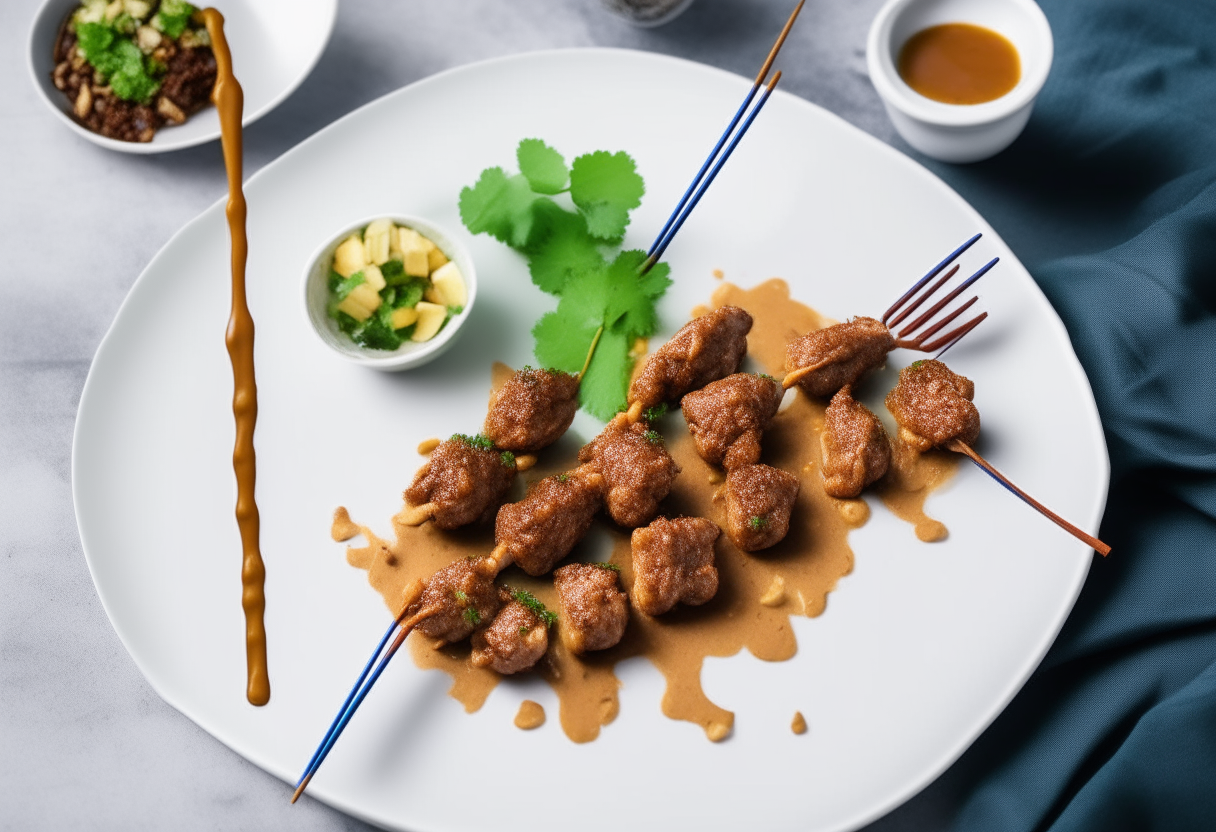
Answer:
[
  {"left": 336, "top": 296, "right": 373, "bottom": 322},
  {"left": 333, "top": 235, "right": 366, "bottom": 278},
  {"left": 347, "top": 282, "right": 382, "bottom": 312},
  {"left": 390, "top": 306, "right": 419, "bottom": 330},
  {"left": 429, "top": 262, "right": 467, "bottom": 308},
  {"left": 427, "top": 246, "right": 449, "bottom": 273},
  {"left": 411, "top": 302, "right": 447, "bottom": 342},
  {"left": 362, "top": 263, "right": 386, "bottom": 291},
  {"left": 363, "top": 219, "right": 393, "bottom": 266},
  {"left": 104, "top": 1, "right": 123, "bottom": 23},
  {"left": 397, "top": 228, "right": 430, "bottom": 278}
]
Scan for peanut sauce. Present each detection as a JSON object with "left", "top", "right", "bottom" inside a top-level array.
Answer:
[
  {"left": 898, "top": 23, "right": 1021, "bottom": 106},
  {"left": 201, "top": 9, "right": 269, "bottom": 707},
  {"left": 514, "top": 700, "right": 546, "bottom": 730},
  {"left": 340, "top": 280, "right": 957, "bottom": 741}
]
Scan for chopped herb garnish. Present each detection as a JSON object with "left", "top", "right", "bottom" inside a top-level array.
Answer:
[
  {"left": 643, "top": 429, "right": 664, "bottom": 445},
  {"left": 152, "top": 0, "right": 197, "bottom": 39},
  {"left": 910, "top": 360, "right": 926, "bottom": 370},
  {"left": 749, "top": 516, "right": 770, "bottom": 531},
  {"left": 332, "top": 271, "right": 365, "bottom": 300},
  {"left": 460, "top": 139, "right": 670, "bottom": 420},
  {"left": 462, "top": 606, "right": 481, "bottom": 626},
  {"left": 755, "top": 372, "right": 776, "bottom": 382},
  {"left": 556, "top": 473, "right": 570, "bottom": 484},
  {"left": 452, "top": 433, "right": 495, "bottom": 451},
  {"left": 510, "top": 588, "right": 557, "bottom": 627},
  {"left": 643, "top": 402, "right": 669, "bottom": 422},
  {"left": 590, "top": 561, "right": 620, "bottom": 572},
  {"left": 454, "top": 589, "right": 468, "bottom": 603},
  {"left": 500, "top": 451, "right": 516, "bottom": 468}
]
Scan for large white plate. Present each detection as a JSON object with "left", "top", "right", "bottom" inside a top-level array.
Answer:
[
  {"left": 28, "top": 0, "right": 337, "bottom": 154},
  {"left": 72, "top": 49, "right": 1108, "bottom": 832}
]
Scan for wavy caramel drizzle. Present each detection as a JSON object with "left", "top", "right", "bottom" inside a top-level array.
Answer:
[
  {"left": 201, "top": 8, "right": 268, "bottom": 707},
  {"left": 339, "top": 279, "right": 957, "bottom": 740}
]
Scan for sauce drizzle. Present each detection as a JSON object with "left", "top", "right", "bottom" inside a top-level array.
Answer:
[
  {"left": 340, "top": 280, "right": 958, "bottom": 739},
  {"left": 201, "top": 8, "right": 269, "bottom": 707}
]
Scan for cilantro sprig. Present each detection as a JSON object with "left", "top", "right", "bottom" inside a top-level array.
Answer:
[{"left": 460, "top": 139, "right": 672, "bottom": 420}]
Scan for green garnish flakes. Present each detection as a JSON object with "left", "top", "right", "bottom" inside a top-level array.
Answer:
[
  {"left": 643, "top": 402, "right": 669, "bottom": 422},
  {"left": 500, "top": 451, "right": 516, "bottom": 468},
  {"left": 452, "top": 433, "right": 495, "bottom": 451},
  {"left": 462, "top": 606, "right": 481, "bottom": 626},
  {"left": 510, "top": 588, "right": 557, "bottom": 628},
  {"left": 454, "top": 589, "right": 468, "bottom": 603},
  {"left": 749, "top": 516, "right": 770, "bottom": 531},
  {"left": 152, "top": 0, "right": 197, "bottom": 39},
  {"left": 643, "top": 429, "right": 663, "bottom": 445},
  {"left": 75, "top": 22, "right": 161, "bottom": 103},
  {"left": 556, "top": 473, "right": 570, "bottom": 484},
  {"left": 910, "top": 360, "right": 926, "bottom": 370},
  {"left": 590, "top": 561, "right": 621, "bottom": 572},
  {"left": 460, "top": 139, "right": 671, "bottom": 420}
]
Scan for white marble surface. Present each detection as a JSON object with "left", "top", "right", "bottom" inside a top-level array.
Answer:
[{"left": 0, "top": 1, "right": 957, "bottom": 829}]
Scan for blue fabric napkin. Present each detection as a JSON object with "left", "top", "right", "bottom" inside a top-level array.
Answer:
[{"left": 905, "top": 1, "right": 1216, "bottom": 829}]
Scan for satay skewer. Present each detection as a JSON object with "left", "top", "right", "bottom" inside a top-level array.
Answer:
[{"left": 946, "top": 439, "right": 1111, "bottom": 556}]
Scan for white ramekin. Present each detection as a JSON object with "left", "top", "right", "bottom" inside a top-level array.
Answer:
[{"left": 867, "top": 0, "right": 1053, "bottom": 163}]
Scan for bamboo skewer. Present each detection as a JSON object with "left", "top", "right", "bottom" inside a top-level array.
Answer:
[{"left": 946, "top": 439, "right": 1111, "bottom": 556}]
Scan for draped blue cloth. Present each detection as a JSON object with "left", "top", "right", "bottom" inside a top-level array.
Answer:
[{"left": 903, "top": 1, "right": 1216, "bottom": 829}]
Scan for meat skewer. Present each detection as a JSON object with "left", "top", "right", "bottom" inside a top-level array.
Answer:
[
  {"left": 554, "top": 563, "right": 629, "bottom": 654},
  {"left": 723, "top": 464, "right": 800, "bottom": 552},
  {"left": 471, "top": 589, "right": 555, "bottom": 674},
  {"left": 631, "top": 516, "right": 721, "bottom": 616},
  {"left": 681, "top": 372, "right": 784, "bottom": 471},
  {"left": 783, "top": 236, "right": 995, "bottom": 397},
  {"left": 820, "top": 385, "right": 891, "bottom": 499},
  {"left": 886, "top": 359, "right": 1110, "bottom": 555}
]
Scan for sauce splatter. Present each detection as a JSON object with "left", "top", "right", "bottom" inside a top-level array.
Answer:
[
  {"left": 340, "top": 280, "right": 958, "bottom": 740},
  {"left": 514, "top": 700, "right": 546, "bottom": 730},
  {"left": 791, "top": 711, "right": 807, "bottom": 735}
]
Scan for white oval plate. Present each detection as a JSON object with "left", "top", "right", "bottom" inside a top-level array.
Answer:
[
  {"left": 72, "top": 49, "right": 1107, "bottom": 832},
  {"left": 28, "top": 0, "right": 337, "bottom": 154}
]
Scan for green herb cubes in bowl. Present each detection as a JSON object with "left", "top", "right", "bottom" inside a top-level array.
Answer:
[{"left": 303, "top": 216, "right": 476, "bottom": 371}]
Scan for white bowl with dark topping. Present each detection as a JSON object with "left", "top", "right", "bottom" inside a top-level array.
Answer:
[
  {"left": 301, "top": 214, "right": 478, "bottom": 372},
  {"left": 27, "top": 0, "right": 337, "bottom": 153}
]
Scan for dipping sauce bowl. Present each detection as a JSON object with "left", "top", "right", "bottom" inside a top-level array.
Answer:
[{"left": 867, "top": 0, "right": 1053, "bottom": 163}]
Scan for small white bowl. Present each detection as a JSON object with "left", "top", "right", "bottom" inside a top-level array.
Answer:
[
  {"left": 27, "top": 0, "right": 337, "bottom": 154},
  {"left": 867, "top": 0, "right": 1053, "bottom": 163},
  {"left": 302, "top": 215, "right": 477, "bottom": 372}
]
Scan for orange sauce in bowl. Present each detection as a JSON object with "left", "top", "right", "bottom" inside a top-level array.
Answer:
[{"left": 898, "top": 23, "right": 1020, "bottom": 105}]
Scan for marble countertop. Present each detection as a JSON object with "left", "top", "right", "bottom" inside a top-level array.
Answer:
[{"left": 0, "top": 1, "right": 951, "bottom": 828}]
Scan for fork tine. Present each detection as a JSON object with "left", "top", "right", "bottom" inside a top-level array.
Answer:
[
  {"left": 920, "top": 311, "right": 988, "bottom": 352},
  {"left": 887, "top": 265, "right": 958, "bottom": 330},
  {"left": 898, "top": 257, "right": 999, "bottom": 339},
  {"left": 911, "top": 295, "right": 979, "bottom": 343},
  {"left": 882, "top": 233, "right": 982, "bottom": 324}
]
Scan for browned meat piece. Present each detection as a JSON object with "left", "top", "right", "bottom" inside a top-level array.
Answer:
[
  {"left": 406, "top": 558, "right": 501, "bottom": 645},
  {"left": 405, "top": 435, "right": 516, "bottom": 529},
  {"left": 495, "top": 466, "right": 605, "bottom": 576},
  {"left": 820, "top": 386, "right": 891, "bottom": 498},
  {"left": 885, "top": 359, "right": 980, "bottom": 452},
  {"left": 784, "top": 317, "right": 894, "bottom": 398},
  {"left": 629, "top": 306, "right": 753, "bottom": 411},
  {"left": 470, "top": 597, "right": 550, "bottom": 674},
  {"left": 724, "top": 464, "right": 800, "bottom": 552},
  {"left": 631, "top": 517, "right": 720, "bottom": 615},
  {"left": 578, "top": 421, "right": 680, "bottom": 528},
  {"left": 51, "top": 22, "right": 216, "bottom": 144},
  {"left": 681, "top": 373, "right": 783, "bottom": 470},
  {"left": 553, "top": 563, "right": 629, "bottom": 654},
  {"left": 483, "top": 367, "right": 580, "bottom": 453}
]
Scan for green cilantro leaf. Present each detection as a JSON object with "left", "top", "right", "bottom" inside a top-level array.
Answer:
[
  {"left": 602, "top": 250, "right": 671, "bottom": 341},
  {"left": 459, "top": 167, "right": 540, "bottom": 249},
  {"left": 462, "top": 606, "right": 481, "bottom": 626},
  {"left": 526, "top": 202, "right": 606, "bottom": 295},
  {"left": 570, "top": 151, "right": 644, "bottom": 240},
  {"left": 590, "top": 561, "right": 620, "bottom": 572},
  {"left": 643, "top": 402, "right": 669, "bottom": 422},
  {"left": 517, "top": 138, "right": 568, "bottom": 195},
  {"left": 575, "top": 328, "right": 631, "bottom": 420}
]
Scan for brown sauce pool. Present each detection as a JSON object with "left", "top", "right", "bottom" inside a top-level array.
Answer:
[
  {"left": 201, "top": 9, "right": 269, "bottom": 707},
  {"left": 339, "top": 279, "right": 957, "bottom": 740},
  {"left": 898, "top": 23, "right": 1020, "bottom": 105}
]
